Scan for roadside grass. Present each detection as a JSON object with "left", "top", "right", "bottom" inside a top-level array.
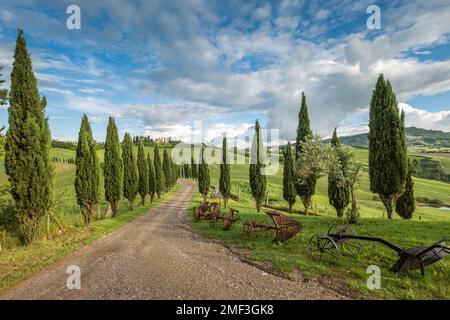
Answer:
[{"left": 0, "top": 183, "right": 179, "bottom": 293}]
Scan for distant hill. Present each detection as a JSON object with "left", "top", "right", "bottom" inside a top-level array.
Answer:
[{"left": 327, "top": 127, "right": 450, "bottom": 148}]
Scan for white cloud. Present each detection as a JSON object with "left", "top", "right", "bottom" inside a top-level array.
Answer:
[{"left": 400, "top": 103, "right": 450, "bottom": 131}]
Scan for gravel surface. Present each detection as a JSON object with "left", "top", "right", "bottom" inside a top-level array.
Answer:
[{"left": 0, "top": 180, "right": 348, "bottom": 300}]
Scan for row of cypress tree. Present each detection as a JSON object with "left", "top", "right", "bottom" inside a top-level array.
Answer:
[{"left": 76, "top": 116, "right": 179, "bottom": 223}]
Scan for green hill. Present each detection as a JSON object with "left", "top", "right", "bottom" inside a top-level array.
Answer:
[{"left": 331, "top": 127, "right": 450, "bottom": 148}]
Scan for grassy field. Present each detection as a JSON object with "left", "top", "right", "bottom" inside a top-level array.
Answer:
[
  {"left": 189, "top": 147, "right": 450, "bottom": 299},
  {"left": 0, "top": 145, "right": 179, "bottom": 292}
]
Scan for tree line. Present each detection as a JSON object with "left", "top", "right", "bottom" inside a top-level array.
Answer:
[{"left": 76, "top": 115, "right": 179, "bottom": 223}]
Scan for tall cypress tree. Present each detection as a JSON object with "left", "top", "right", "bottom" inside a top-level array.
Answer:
[
  {"left": 249, "top": 120, "right": 266, "bottom": 212},
  {"left": 369, "top": 75, "right": 407, "bottom": 219},
  {"left": 154, "top": 143, "right": 164, "bottom": 198},
  {"left": 396, "top": 158, "right": 416, "bottom": 219},
  {"left": 163, "top": 148, "right": 172, "bottom": 191},
  {"left": 5, "top": 30, "right": 54, "bottom": 243},
  {"left": 147, "top": 153, "right": 156, "bottom": 202},
  {"left": 282, "top": 142, "right": 296, "bottom": 212},
  {"left": 328, "top": 128, "right": 350, "bottom": 217},
  {"left": 122, "top": 132, "right": 138, "bottom": 210},
  {"left": 137, "top": 139, "right": 149, "bottom": 205},
  {"left": 169, "top": 152, "right": 177, "bottom": 187},
  {"left": 75, "top": 114, "right": 99, "bottom": 224},
  {"left": 219, "top": 137, "right": 231, "bottom": 207},
  {"left": 295, "top": 92, "right": 316, "bottom": 213},
  {"left": 198, "top": 145, "right": 210, "bottom": 202},
  {"left": 0, "top": 65, "right": 8, "bottom": 105},
  {"left": 104, "top": 117, "right": 123, "bottom": 217},
  {"left": 330, "top": 128, "right": 340, "bottom": 147},
  {"left": 191, "top": 156, "right": 198, "bottom": 180}
]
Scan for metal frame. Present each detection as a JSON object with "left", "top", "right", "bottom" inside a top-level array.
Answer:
[{"left": 310, "top": 224, "right": 450, "bottom": 276}]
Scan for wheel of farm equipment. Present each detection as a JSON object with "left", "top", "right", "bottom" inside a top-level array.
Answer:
[
  {"left": 309, "top": 234, "right": 340, "bottom": 262},
  {"left": 243, "top": 221, "right": 254, "bottom": 234},
  {"left": 327, "top": 224, "right": 362, "bottom": 257}
]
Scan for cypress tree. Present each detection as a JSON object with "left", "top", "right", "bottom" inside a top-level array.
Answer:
[
  {"left": 249, "top": 120, "right": 266, "bottom": 212},
  {"left": 154, "top": 143, "right": 164, "bottom": 198},
  {"left": 163, "top": 148, "right": 172, "bottom": 191},
  {"left": 170, "top": 154, "right": 177, "bottom": 187},
  {"left": 137, "top": 139, "right": 149, "bottom": 205},
  {"left": 294, "top": 92, "right": 315, "bottom": 213},
  {"left": 282, "top": 142, "right": 296, "bottom": 212},
  {"left": 147, "top": 153, "right": 156, "bottom": 202},
  {"left": 122, "top": 132, "right": 138, "bottom": 210},
  {"left": 104, "top": 117, "right": 123, "bottom": 217},
  {"left": 369, "top": 75, "right": 407, "bottom": 219},
  {"left": 198, "top": 145, "right": 210, "bottom": 202},
  {"left": 191, "top": 155, "right": 198, "bottom": 180},
  {"left": 396, "top": 158, "right": 416, "bottom": 219},
  {"left": 5, "top": 30, "right": 54, "bottom": 243},
  {"left": 327, "top": 128, "right": 350, "bottom": 217},
  {"left": 75, "top": 114, "right": 99, "bottom": 224},
  {"left": 219, "top": 137, "right": 231, "bottom": 207},
  {"left": 0, "top": 65, "right": 8, "bottom": 105},
  {"left": 330, "top": 128, "right": 340, "bottom": 147}
]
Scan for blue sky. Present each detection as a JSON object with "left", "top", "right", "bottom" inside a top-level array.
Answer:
[{"left": 0, "top": 0, "right": 450, "bottom": 143}]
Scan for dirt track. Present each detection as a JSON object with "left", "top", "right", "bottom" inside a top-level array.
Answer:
[{"left": 0, "top": 179, "right": 348, "bottom": 300}]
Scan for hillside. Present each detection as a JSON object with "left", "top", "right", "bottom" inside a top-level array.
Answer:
[{"left": 329, "top": 127, "right": 450, "bottom": 148}]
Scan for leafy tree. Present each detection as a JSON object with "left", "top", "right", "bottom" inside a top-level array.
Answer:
[
  {"left": 5, "top": 30, "right": 54, "bottom": 243},
  {"left": 104, "top": 117, "right": 123, "bottom": 217},
  {"left": 154, "top": 143, "right": 164, "bottom": 198},
  {"left": 327, "top": 128, "right": 350, "bottom": 217},
  {"left": 219, "top": 137, "right": 231, "bottom": 207},
  {"left": 282, "top": 142, "right": 296, "bottom": 212},
  {"left": 345, "top": 151, "right": 362, "bottom": 224},
  {"left": 294, "top": 92, "right": 316, "bottom": 213},
  {"left": 296, "top": 136, "right": 329, "bottom": 215},
  {"left": 147, "top": 153, "right": 156, "bottom": 202},
  {"left": 396, "top": 158, "right": 417, "bottom": 219},
  {"left": 75, "top": 114, "right": 100, "bottom": 224},
  {"left": 249, "top": 120, "right": 266, "bottom": 212},
  {"left": 198, "top": 145, "right": 210, "bottom": 202},
  {"left": 369, "top": 75, "right": 407, "bottom": 219},
  {"left": 137, "top": 139, "right": 149, "bottom": 205},
  {"left": 122, "top": 133, "right": 138, "bottom": 210}
]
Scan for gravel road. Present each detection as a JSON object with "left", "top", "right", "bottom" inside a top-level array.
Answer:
[{"left": 0, "top": 179, "right": 347, "bottom": 300}]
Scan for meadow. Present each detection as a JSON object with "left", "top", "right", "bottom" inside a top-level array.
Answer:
[{"left": 190, "top": 147, "right": 450, "bottom": 299}]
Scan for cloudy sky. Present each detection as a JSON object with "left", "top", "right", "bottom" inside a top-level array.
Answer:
[{"left": 0, "top": 0, "right": 450, "bottom": 143}]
